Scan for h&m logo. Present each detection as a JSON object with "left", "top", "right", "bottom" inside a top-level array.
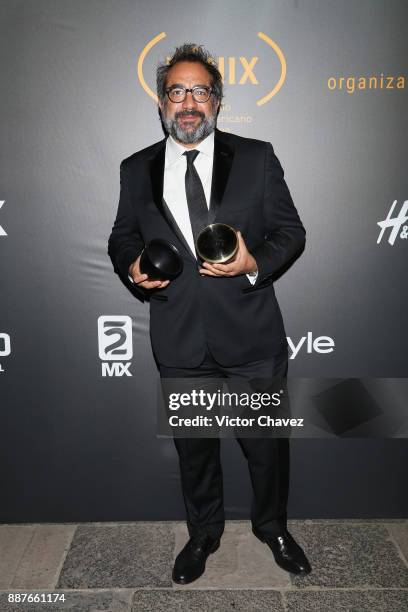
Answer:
[{"left": 377, "top": 200, "right": 408, "bottom": 246}]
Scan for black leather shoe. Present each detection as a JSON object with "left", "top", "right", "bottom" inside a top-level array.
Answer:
[
  {"left": 253, "top": 528, "right": 312, "bottom": 575},
  {"left": 172, "top": 533, "right": 220, "bottom": 584}
]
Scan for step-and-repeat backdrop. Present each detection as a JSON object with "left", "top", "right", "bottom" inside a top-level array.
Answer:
[{"left": 1, "top": 0, "right": 407, "bottom": 521}]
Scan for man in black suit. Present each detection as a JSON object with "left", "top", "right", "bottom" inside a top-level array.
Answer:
[{"left": 108, "top": 43, "right": 311, "bottom": 583}]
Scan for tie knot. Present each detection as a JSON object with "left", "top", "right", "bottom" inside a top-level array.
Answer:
[{"left": 183, "top": 149, "right": 200, "bottom": 164}]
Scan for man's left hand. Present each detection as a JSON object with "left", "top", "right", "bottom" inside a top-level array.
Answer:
[{"left": 199, "top": 231, "right": 258, "bottom": 277}]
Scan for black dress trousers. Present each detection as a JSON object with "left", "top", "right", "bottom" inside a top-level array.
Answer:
[{"left": 159, "top": 343, "right": 289, "bottom": 541}]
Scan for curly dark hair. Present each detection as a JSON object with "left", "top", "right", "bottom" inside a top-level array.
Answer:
[{"left": 156, "top": 43, "right": 223, "bottom": 104}]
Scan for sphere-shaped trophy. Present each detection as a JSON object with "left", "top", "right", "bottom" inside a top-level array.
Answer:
[
  {"left": 196, "top": 223, "right": 238, "bottom": 264},
  {"left": 140, "top": 239, "right": 183, "bottom": 280}
]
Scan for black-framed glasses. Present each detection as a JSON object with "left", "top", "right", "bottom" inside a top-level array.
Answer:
[{"left": 165, "top": 85, "right": 213, "bottom": 103}]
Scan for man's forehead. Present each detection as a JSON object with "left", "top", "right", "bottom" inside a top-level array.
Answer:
[{"left": 166, "top": 61, "right": 212, "bottom": 85}]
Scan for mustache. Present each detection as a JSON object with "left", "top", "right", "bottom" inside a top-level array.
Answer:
[{"left": 175, "top": 109, "right": 205, "bottom": 118}]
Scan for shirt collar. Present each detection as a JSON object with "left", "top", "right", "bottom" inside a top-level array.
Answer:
[{"left": 166, "top": 131, "right": 215, "bottom": 166}]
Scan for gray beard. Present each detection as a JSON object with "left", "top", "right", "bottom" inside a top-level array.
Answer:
[{"left": 162, "top": 111, "right": 217, "bottom": 144}]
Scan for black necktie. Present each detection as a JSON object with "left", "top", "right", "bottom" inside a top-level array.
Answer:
[{"left": 183, "top": 150, "right": 209, "bottom": 250}]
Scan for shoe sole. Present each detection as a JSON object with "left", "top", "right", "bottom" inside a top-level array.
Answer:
[{"left": 172, "top": 539, "right": 221, "bottom": 585}]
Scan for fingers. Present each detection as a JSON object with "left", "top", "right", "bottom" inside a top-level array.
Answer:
[
  {"left": 236, "top": 231, "right": 245, "bottom": 248},
  {"left": 199, "top": 247, "right": 243, "bottom": 275},
  {"left": 133, "top": 274, "right": 170, "bottom": 289},
  {"left": 199, "top": 261, "right": 237, "bottom": 276},
  {"left": 199, "top": 267, "right": 221, "bottom": 277},
  {"left": 130, "top": 256, "right": 170, "bottom": 289},
  {"left": 141, "top": 279, "right": 170, "bottom": 289}
]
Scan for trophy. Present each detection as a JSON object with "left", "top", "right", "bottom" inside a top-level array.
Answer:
[
  {"left": 196, "top": 223, "right": 238, "bottom": 264},
  {"left": 140, "top": 239, "right": 183, "bottom": 280}
]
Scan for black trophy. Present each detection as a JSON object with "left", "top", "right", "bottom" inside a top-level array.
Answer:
[
  {"left": 140, "top": 239, "right": 183, "bottom": 280},
  {"left": 196, "top": 223, "right": 238, "bottom": 264}
]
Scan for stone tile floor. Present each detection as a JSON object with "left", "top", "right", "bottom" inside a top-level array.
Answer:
[{"left": 0, "top": 520, "right": 407, "bottom": 611}]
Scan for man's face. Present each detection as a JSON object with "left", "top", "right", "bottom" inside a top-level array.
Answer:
[{"left": 159, "top": 61, "right": 220, "bottom": 145}]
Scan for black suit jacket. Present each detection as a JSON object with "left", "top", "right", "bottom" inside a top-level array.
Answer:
[{"left": 108, "top": 128, "right": 305, "bottom": 367}]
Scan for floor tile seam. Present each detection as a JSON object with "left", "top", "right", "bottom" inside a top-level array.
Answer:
[
  {"left": 1, "top": 523, "right": 81, "bottom": 528},
  {"left": 148, "top": 586, "right": 408, "bottom": 592},
  {"left": 2, "top": 587, "right": 408, "bottom": 592},
  {"left": 52, "top": 525, "right": 78, "bottom": 589},
  {"left": 0, "top": 588, "right": 133, "bottom": 592},
  {"left": 1, "top": 519, "right": 407, "bottom": 527},
  {"left": 280, "top": 588, "right": 288, "bottom": 612},
  {"left": 296, "top": 520, "right": 408, "bottom": 524},
  {"left": 283, "top": 586, "right": 408, "bottom": 591},
  {"left": 7, "top": 526, "right": 37, "bottom": 590},
  {"left": 0, "top": 522, "right": 180, "bottom": 528},
  {"left": 385, "top": 524, "right": 408, "bottom": 569}
]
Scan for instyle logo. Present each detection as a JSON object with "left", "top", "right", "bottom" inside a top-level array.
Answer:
[
  {"left": 98, "top": 316, "right": 133, "bottom": 377},
  {"left": 0, "top": 200, "right": 6, "bottom": 236},
  {"left": 287, "top": 332, "right": 335, "bottom": 360},
  {"left": 377, "top": 200, "right": 408, "bottom": 246},
  {"left": 137, "top": 32, "right": 286, "bottom": 106}
]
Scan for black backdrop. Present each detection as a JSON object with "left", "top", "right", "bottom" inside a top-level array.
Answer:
[{"left": 1, "top": 0, "right": 407, "bottom": 522}]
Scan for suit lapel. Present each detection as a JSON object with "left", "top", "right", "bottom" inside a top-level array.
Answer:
[
  {"left": 149, "top": 140, "right": 196, "bottom": 260},
  {"left": 208, "top": 128, "right": 235, "bottom": 224},
  {"left": 149, "top": 128, "right": 235, "bottom": 258},
  {"left": 149, "top": 139, "right": 166, "bottom": 219}
]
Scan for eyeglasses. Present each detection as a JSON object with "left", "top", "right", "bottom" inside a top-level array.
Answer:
[{"left": 165, "top": 85, "right": 213, "bottom": 103}]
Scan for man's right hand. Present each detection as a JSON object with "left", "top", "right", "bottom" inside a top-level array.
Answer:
[{"left": 129, "top": 255, "right": 170, "bottom": 290}]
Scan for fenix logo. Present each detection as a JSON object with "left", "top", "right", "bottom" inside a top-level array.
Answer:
[
  {"left": 377, "top": 200, "right": 408, "bottom": 245},
  {"left": 138, "top": 32, "right": 286, "bottom": 106},
  {"left": 287, "top": 332, "right": 335, "bottom": 360},
  {"left": 98, "top": 316, "right": 133, "bottom": 377}
]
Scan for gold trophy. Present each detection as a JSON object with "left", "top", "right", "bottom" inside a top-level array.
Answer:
[{"left": 196, "top": 223, "right": 238, "bottom": 264}]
